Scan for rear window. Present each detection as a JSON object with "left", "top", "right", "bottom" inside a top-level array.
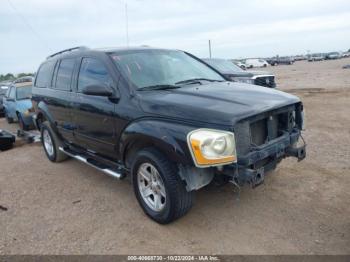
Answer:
[
  {"left": 35, "top": 61, "right": 55, "bottom": 88},
  {"left": 55, "top": 59, "right": 75, "bottom": 91}
]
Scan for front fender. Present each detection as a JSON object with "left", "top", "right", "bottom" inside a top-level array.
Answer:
[{"left": 120, "top": 119, "right": 196, "bottom": 166}]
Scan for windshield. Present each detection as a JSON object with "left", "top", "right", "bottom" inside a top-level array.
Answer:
[
  {"left": 110, "top": 50, "right": 224, "bottom": 89},
  {"left": 204, "top": 59, "right": 243, "bottom": 72},
  {"left": 16, "top": 86, "right": 32, "bottom": 100}
]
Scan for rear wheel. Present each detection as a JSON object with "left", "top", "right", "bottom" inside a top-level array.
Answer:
[
  {"left": 132, "top": 148, "right": 194, "bottom": 224},
  {"left": 41, "top": 121, "right": 68, "bottom": 162}
]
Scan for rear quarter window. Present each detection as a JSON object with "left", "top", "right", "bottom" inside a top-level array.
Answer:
[{"left": 35, "top": 61, "right": 55, "bottom": 88}]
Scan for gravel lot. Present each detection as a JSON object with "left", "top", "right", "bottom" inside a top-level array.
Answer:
[{"left": 1, "top": 58, "right": 350, "bottom": 255}]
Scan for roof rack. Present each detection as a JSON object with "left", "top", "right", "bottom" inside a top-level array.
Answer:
[{"left": 46, "top": 46, "right": 88, "bottom": 59}]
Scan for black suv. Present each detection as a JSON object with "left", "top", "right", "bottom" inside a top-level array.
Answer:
[
  {"left": 203, "top": 58, "right": 276, "bottom": 88},
  {"left": 32, "top": 46, "right": 306, "bottom": 224}
]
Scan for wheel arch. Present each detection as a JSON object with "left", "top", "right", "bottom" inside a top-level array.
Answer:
[
  {"left": 120, "top": 119, "right": 195, "bottom": 168},
  {"left": 35, "top": 102, "right": 55, "bottom": 131}
]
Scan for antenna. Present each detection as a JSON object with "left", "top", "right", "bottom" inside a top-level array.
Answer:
[{"left": 208, "top": 40, "right": 212, "bottom": 58}]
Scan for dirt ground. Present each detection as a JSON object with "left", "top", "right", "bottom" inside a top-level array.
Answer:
[{"left": 1, "top": 58, "right": 350, "bottom": 255}]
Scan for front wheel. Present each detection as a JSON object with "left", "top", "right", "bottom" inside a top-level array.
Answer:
[
  {"left": 41, "top": 121, "right": 68, "bottom": 162},
  {"left": 132, "top": 148, "right": 194, "bottom": 224}
]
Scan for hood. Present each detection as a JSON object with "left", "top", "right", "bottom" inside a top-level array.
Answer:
[
  {"left": 247, "top": 70, "right": 274, "bottom": 76},
  {"left": 222, "top": 71, "right": 253, "bottom": 78},
  {"left": 15, "top": 99, "right": 32, "bottom": 112},
  {"left": 139, "top": 82, "right": 300, "bottom": 126},
  {"left": 222, "top": 70, "right": 273, "bottom": 79}
]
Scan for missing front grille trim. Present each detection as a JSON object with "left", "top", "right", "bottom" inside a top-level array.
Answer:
[{"left": 250, "top": 119, "right": 268, "bottom": 146}]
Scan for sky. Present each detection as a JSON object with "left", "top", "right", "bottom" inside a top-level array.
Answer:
[{"left": 1, "top": 0, "right": 350, "bottom": 74}]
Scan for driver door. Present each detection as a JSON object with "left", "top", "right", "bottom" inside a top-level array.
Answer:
[{"left": 72, "top": 57, "right": 117, "bottom": 157}]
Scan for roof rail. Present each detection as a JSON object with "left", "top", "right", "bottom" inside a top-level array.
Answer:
[{"left": 46, "top": 46, "right": 88, "bottom": 59}]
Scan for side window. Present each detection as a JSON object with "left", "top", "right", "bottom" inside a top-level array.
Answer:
[
  {"left": 77, "top": 58, "right": 112, "bottom": 92},
  {"left": 35, "top": 61, "right": 55, "bottom": 88},
  {"left": 9, "top": 87, "right": 16, "bottom": 99},
  {"left": 55, "top": 59, "right": 75, "bottom": 91}
]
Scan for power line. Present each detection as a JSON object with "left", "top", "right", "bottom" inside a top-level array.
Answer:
[{"left": 6, "top": 0, "right": 51, "bottom": 51}]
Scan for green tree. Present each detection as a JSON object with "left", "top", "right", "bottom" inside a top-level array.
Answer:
[
  {"left": 16, "top": 73, "right": 34, "bottom": 78},
  {"left": 0, "top": 73, "right": 15, "bottom": 82}
]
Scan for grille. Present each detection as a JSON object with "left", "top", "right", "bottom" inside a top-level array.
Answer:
[
  {"left": 250, "top": 113, "right": 290, "bottom": 146},
  {"left": 234, "top": 106, "right": 296, "bottom": 157},
  {"left": 254, "top": 76, "right": 275, "bottom": 88}
]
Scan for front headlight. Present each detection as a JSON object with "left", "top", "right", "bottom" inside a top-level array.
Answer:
[
  {"left": 187, "top": 129, "right": 237, "bottom": 167},
  {"left": 233, "top": 77, "right": 254, "bottom": 84}
]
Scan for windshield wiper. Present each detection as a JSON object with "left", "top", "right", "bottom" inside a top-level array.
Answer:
[
  {"left": 139, "top": 84, "right": 181, "bottom": 91},
  {"left": 175, "top": 78, "right": 224, "bottom": 85}
]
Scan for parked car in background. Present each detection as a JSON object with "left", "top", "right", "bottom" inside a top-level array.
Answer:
[
  {"left": 308, "top": 54, "right": 324, "bottom": 62},
  {"left": 266, "top": 56, "right": 294, "bottom": 66},
  {"left": 244, "top": 58, "right": 269, "bottom": 68},
  {"left": 232, "top": 60, "right": 248, "bottom": 70},
  {"left": 32, "top": 46, "right": 306, "bottom": 223},
  {"left": 293, "top": 55, "right": 307, "bottom": 61},
  {"left": 13, "top": 76, "right": 34, "bottom": 84},
  {"left": 342, "top": 52, "right": 350, "bottom": 58},
  {"left": 203, "top": 58, "right": 276, "bottom": 88},
  {"left": 0, "top": 83, "right": 10, "bottom": 117},
  {"left": 2, "top": 81, "right": 34, "bottom": 130},
  {"left": 325, "top": 52, "right": 341, "bottom": 60}
]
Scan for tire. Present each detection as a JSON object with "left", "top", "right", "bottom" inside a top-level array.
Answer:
[
  {"left": 131, "top": 148, "right": 194, "bottom": 224},
  {"left": 17, "top": 113, "right": 29, "bottom": 131},
  {"left": 41, "top": 121, "right": 68, "bottom": 162}
]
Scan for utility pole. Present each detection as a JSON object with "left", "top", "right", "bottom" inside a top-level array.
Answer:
[
  {"left": 125, "top": 3, "right": 129, "bottom": 47},
  {"left": 208, "top": 40, "right": 212, "bottom": 58}
]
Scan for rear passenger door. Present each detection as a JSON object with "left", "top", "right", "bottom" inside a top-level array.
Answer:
[
  {"left": 38, "top": 58, "right": 76, "bottom": 142},
  {"left": 72, "top": 57, "right": 117, "bottom": 157},
  {"left": 51, "top": 58, "right": 76, "bottom": 141}
]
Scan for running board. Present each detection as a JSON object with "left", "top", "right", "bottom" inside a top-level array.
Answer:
[{"left": 58, "top": 147, "right": 124, "bottom": 179}]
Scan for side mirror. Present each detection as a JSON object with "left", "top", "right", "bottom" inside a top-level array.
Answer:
[{"left": 82, "top": 84, "right": 113, "bottom": 97}]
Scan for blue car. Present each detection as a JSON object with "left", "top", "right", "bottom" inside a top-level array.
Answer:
[
  {"left": 0, "top": 84, "right": 10, "bottom": 117},
  {"left": 3, "top": 82, "right": 34, "bottom": 130}
]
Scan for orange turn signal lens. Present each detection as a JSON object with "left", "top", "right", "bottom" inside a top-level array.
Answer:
[{"left": 187, "top": 129, "right": 237, "bottom": 168}]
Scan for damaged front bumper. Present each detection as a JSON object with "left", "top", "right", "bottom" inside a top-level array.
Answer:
[{"left": 221, "top": 128, "right": 306, "bottom": 187}]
